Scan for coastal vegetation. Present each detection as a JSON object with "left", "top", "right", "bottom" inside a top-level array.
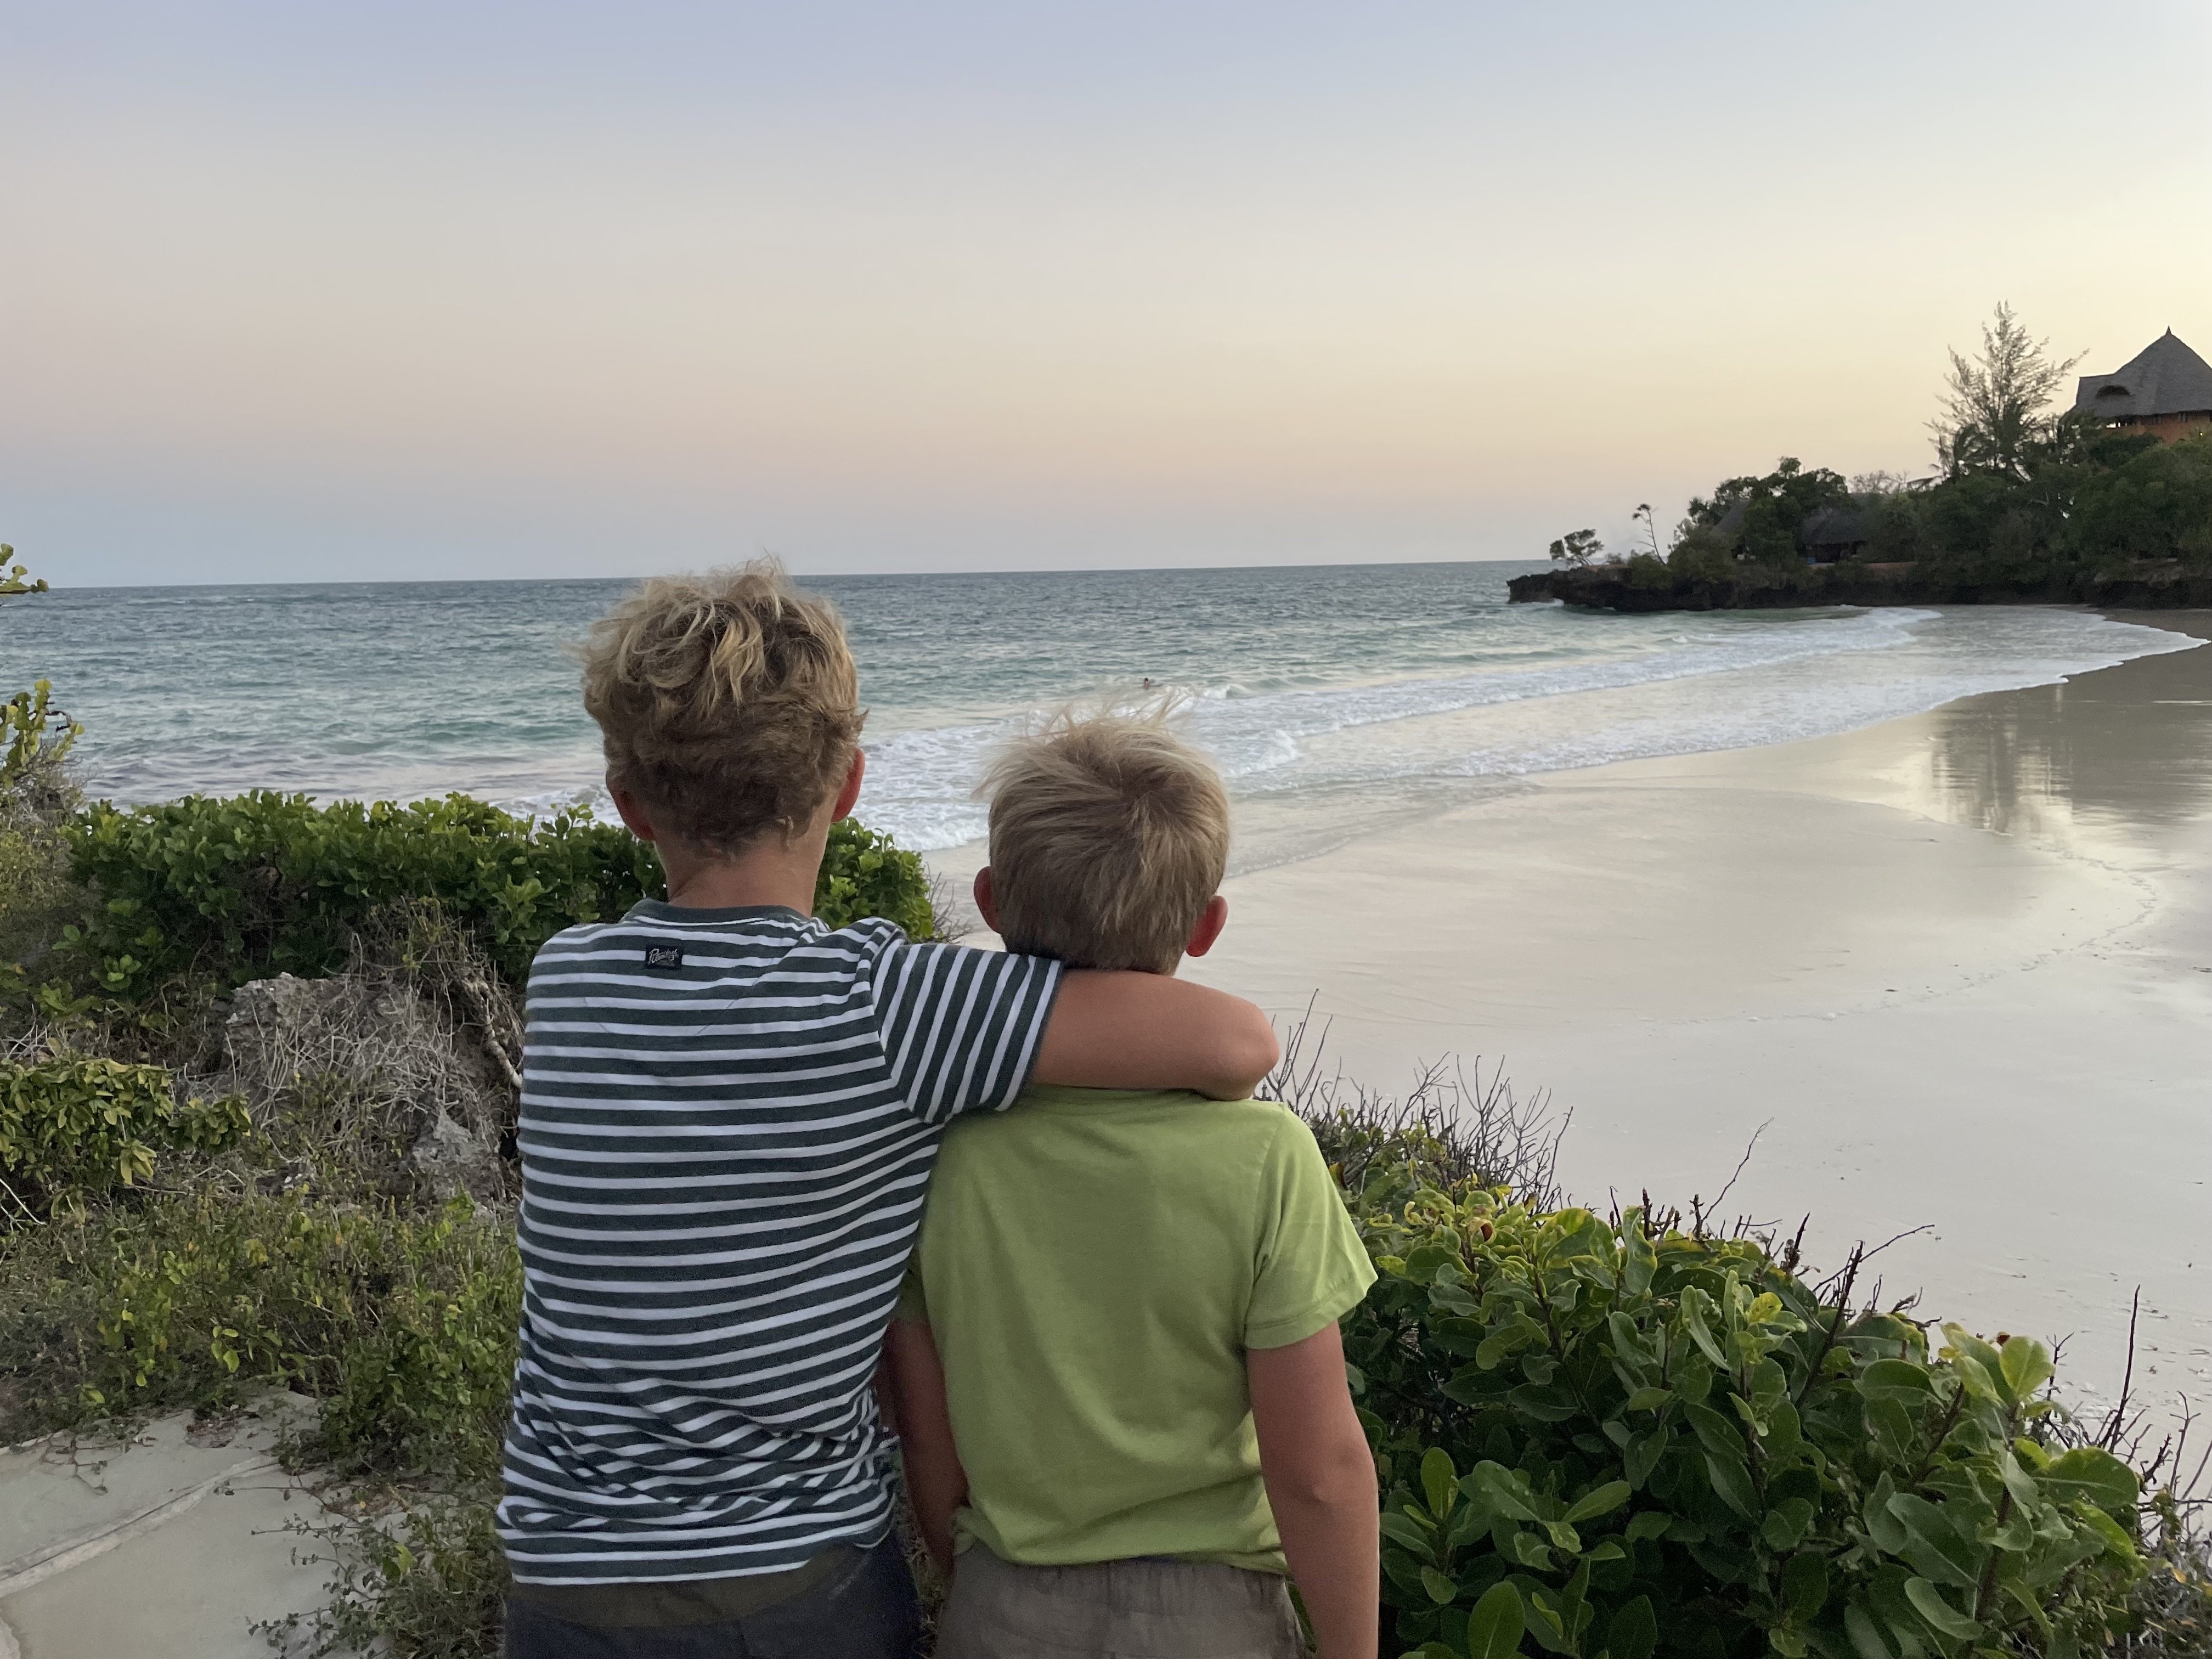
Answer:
[
  {"left": 1336, "top": 1142, "right": 2169, "bottom": 1659},
  {"left": 0, "top": 780, "right": 939, "bottom": 1654},
  {"left": 2, "top": 558, "right": 2206, "bottom": 1657},
  {"left": 0, "top": 551, "right": 949, "bottom": 1651},
  {"left": 1270, "top": 1047, "right": 2210, "bottom": 1659},
  {"left": 1519, "top": 308, "right": 2212, "bottom": 613}
]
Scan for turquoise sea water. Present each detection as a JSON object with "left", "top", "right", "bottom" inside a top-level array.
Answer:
[{"left": 4, "top": 562, "right": 2198, "bottom": 872}]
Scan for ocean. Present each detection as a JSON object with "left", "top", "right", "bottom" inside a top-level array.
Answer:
[{"left": 5, "top": 562, "right": 2199, "bottom": 874}]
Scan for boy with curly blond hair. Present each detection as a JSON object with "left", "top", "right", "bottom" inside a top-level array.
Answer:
[{"left": 497, "top": 566, "right": 1280, "bottom": 1659}]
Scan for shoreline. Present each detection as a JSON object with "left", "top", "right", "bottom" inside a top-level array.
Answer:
[{"left": 929, "top": 610, "right": 2212, "bottom": 1429}]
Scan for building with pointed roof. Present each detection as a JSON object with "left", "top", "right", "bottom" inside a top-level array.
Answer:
[{"left": 2073, "top": 330, "right": 2212, "bottom": 443}]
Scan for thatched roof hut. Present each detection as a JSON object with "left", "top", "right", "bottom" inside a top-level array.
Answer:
[
  {"left": 1799, "top": 505, "right": 1872, "bottom": 563},
  {"left": 2074, "top": 330, "right": 2212, "bottom": 442}
]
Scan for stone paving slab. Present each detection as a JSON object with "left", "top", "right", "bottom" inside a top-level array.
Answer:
[{"left": 0, "top": 1395, "right": 341, "bottom": 1659}]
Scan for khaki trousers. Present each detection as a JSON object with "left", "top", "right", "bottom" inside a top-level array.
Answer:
[{"left": 934, "top": 1544, "right": 1306, "bottom": 1659}]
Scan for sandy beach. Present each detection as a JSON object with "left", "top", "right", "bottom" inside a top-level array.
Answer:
[{"left": 934, "top": 610, "right": 2212, "bottom": 1436}]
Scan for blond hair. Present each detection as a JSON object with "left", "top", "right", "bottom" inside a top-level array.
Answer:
[
  {"left": 579, "top": 562, "right": 862, "bottom": 853},
  {"left": 981, "top": 707, "right": 1230, "bottom": 973}
]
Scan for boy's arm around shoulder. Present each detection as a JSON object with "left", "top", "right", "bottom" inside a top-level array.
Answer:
[{"left": 1030, "top": 969, "right": 1278, "bottom": 1100}]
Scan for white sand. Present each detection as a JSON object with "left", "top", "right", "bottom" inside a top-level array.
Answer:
[{"left": 931, "top": 612, "right": 2212, "bottom": 1440}]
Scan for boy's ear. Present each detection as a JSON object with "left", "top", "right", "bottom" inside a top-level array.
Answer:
[
  {"left": 610, "top": 783, "right": 661, "bottom": 844},
  {"left": 973, "top": 867, "right": 1002, "bottom": 934},
  {"left": 832, "top": 749, "right": 866, "bottom": 822},
  {"left": 1183, "top": 894, "right": 1229, "bottom": 959}
]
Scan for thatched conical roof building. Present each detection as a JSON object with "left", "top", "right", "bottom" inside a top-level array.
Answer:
[{"left": 2074, "top": 330, "right": 2212, "bottom": 442}]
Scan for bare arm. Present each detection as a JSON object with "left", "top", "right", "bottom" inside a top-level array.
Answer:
[
  {"left": 885, "top": 1318, "right": 967, "bottom": 1578},
  {"left": 1032, "top": 970, "right": 1278, "bottom": 1100},
  {"left": 1249, "top": 1322, "right": 1379, "bottom": 1659}
]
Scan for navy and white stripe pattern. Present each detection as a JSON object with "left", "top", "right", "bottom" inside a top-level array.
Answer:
[{"left": 497, "top": 900, "right": 1062, "bottom": 1585}]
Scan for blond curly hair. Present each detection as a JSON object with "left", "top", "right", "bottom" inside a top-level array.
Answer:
[{"left": 579, "top": 562, "right": 862, "bottom": 853}]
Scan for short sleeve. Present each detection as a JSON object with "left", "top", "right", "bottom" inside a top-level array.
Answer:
[
  {"left": 862, "top": 932, "right": 1064, "bottom": 1125},
  {"left": 1244, "top": 1115, "right": 1378, "bottom": 1351}
]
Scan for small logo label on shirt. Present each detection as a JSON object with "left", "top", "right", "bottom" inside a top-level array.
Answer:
[{"left": 644, "top": 945, "right": 685, "bottom": 970}]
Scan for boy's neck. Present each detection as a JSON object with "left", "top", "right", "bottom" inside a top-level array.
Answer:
[
  {"left": 615, "top": 751, "right": 865, "bottom": 921},
  {"left": 657, "top": 823, "right": 828, "bottom": 915}
]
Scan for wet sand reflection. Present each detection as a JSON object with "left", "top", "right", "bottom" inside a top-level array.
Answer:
[{"left": 1916, "top": 612, "right": 2212, "bottom": 843}]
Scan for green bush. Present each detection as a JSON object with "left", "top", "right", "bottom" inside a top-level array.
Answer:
[
  {"left": 817, "top": 815, "right": 936, "bottom": 941},
  {"left": 2, "top": 680, "right": 80, "bottom": 800},
  {"left": 0, "top": 817, "right": 80, "bottom": 975},
  {"left": 64, "top": 793, "right": 659, "bottom": 1000},
  {"left": 1668, "top": 533, "right": 1740, "bottom": 586},
  {"left": 76, "top": 1188, "right": 518, "bottom": 1476},
  {"left": 0, "top": 1058, "right": 249, "bottom": 1219},
  {"left": 62, "top": 792, "right": 938, "bottom": 1004},
  {"left": 1345, "top": 1172, "right": 2145, "bottom": 1659},
  {"left": 2067, "top": 435, "right": 2212, "bottom": 565},
  {"left": 264, "top": 1492, "right": 507, "bottom": 1659},
  {"left": 2, "top": 1178, "right": 522, "bottom": 1650}
]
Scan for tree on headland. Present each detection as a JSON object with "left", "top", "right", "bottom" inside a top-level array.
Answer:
[
  {"left": 1, "top": 545, "right": 48, "bottom": 599},
  {"left": 1631, "top": 503, "right": 1662, "bottom": 558},
  {"left": 1548, "top": 528, "right": 1604, "bottom": 566},
  {"left": 1680, "top": 457, "right": 1850, "bottom": 566},
  {"left": 1932, "top": 302, "right": 2083, "bottom": 481},
  {"left": 1530, "top": 303, "right": 2212, "bottom": 603}
]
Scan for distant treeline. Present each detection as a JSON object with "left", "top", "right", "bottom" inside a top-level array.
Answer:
[{"left": 1524, "top": 307, "right": 2212, "bottom": 612}]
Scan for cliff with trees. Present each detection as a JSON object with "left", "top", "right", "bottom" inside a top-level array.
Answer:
[{"left": 1517, "top": 308, "right": 2212, "bottom": 613}]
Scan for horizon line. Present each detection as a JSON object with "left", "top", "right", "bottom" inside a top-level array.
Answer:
[{"left": 15, "top": 554, "right": 1557, "bottom": 595}]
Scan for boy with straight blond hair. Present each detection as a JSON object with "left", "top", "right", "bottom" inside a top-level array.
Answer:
[
  {"left": 497, "top": 567, "right": 1280, "bottom": 1659},
  {"left": 889, "top": 709, "right": 1381, "bottom": 1659}
]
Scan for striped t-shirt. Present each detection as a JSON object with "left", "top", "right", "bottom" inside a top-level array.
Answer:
[{"left": 497, "top": 899, "right": 1063, "bottom": 1585}]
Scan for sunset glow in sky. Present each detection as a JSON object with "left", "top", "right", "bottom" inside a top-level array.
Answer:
[{"left": 5, "top": 3, "right": 2210, "bottom": 585}]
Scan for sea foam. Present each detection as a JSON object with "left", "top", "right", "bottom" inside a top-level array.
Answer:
[
  {"left": 853, "top": 607, "right": 2200, "bottom": 853},
  {"left": 9, "top": 567, "right": 2198, "bottom": 864}
]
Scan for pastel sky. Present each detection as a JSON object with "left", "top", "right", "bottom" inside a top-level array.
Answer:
[{"left": 5, "top": 3, "right": 2209, "bottom": 586}]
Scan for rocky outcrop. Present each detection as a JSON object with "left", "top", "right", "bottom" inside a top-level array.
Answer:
[{"left": 1509, "top": 560, "right": 2212, "bottom": 613}]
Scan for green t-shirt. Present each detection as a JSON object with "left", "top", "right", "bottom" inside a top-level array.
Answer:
[{"left": 895, "top": 1086, "right": 1376, "bottom": 1573}]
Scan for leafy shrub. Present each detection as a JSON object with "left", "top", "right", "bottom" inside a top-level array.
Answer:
[
  {"left": 0, "top": 1058, "right": 249, "bottom": 1218},
  {"left": 1861, "top": 493, "right": 1934, "bottom": 565},
  {"left": 0, "top": 664, "right": 84, "bottom": 981},
  {"left": 2, "top": 680, "right": 80, "bottom": 804},
  {"left": 0, "top": 817, "right": 80, "bottom": 987},
  {"left": 1683, "top": 460, "right": 1852, "bottom": 567},
  {"left": 1668, "top": 533, "right": 1740, "bottom": 586},
  {"left": 2067, "top": 435, "right": 2212, "bottom": 564},
  {"left": 1346, "top": 1172, "right": 2146, "bottom": 1659},
  {"left": 316, "top": 1222, "right": 520, "bottom": 1480},
  {"left": 63, "top": 791, "right": 938, "bottom": 1003},
  {"left": 73, "top": 1188, "right": 518, "bottom": 1476},
  {"left": 0, "top": 549, "right": 72, "bottom": 802},
  {"left": 820, "top": 815, "right": 937, "bottom": 942},
  {"left": 2, "top": 1177, "right": 521, "bottom": 1649},
  {"left": 264, "top": 1491, "right": 507, "bottom": 1659},
  {"left": 64, "top": 793, "right": 658, "bottom": 1000},
  {"left": 0, "top": 544, "right": 48, "bottom": 600}
]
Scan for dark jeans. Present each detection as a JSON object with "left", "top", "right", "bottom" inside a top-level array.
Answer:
[{"left": 503, "top": 1541, "right": 922, "bottom": 1659}]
